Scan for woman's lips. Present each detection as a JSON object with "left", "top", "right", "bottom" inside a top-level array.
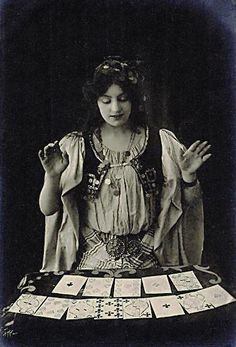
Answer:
[{"left": 110, "top": 114, "right": 124, "bottom": 118}]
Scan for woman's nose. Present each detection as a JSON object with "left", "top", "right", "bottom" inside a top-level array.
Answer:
[{"left": 110, "top": 99, "right": 121, "bottom": 113}]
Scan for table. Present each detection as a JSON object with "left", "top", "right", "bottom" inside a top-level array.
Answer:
[{"left": 1, "top": 265, "right": 236, "bottom": 346}]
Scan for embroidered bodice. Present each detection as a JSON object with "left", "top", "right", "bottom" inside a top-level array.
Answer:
[{"left": 77, "top": 126, "right": 163, "bottom": 236}]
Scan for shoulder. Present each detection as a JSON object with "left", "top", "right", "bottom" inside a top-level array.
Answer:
[
  {"left": 159, "top": 128, "right": 180, "bottom": 143},
  {"left": 159, "top": 128, "right": 185, "bottom": 149},
  {"left": 59, "top": 131, "right": 85, "bottom": 152},
  {"left": 159, "top": 128, "right": 186, "bottom": 154}
]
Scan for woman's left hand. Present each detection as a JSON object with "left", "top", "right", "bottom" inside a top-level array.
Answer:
[{"left": 179, "top": 140, "right": 212, "bottom": 181}]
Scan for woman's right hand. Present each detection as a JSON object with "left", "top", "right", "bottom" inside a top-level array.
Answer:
[{"left": 38, "top": 141, "right": 69, "bottom": 177}]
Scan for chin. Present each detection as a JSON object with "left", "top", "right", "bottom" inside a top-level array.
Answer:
[{"left": 108, "top": 117, "right": 130, "bottom": 127}]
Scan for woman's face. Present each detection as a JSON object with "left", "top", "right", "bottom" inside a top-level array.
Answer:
[{"left": 97, "top": 84, "right": 132, "bottom": 127}]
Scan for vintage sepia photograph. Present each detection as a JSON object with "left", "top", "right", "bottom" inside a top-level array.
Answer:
[{"left": 1, "top": 0, "right": 236, "bottom": 345}]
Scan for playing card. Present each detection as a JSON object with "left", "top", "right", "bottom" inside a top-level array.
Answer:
[
  {"left": 8, "top": 294, "right": 47, "bottom": 315},
  {"left": 123, "top": 298, "right": 152, "bottom": 319},
  {"left": 95, "top": 298, "right": 123, "bottom": 319},
  {"left": 82, "top": 277, "right": 114, "bottom": 297},
  {"left": 142, "top": 275, "right": 172, "bottom": 294},
  {"left": 52, "top": 275, "right": 87, "bottom": 296},
  {"left": 113, "top": 278, "right": 141, "bottom": 297},
  {"left": 66, "top": 299, "right": 96, "bottom": 319},
  {"left": 198, "top": 285, "right": 236, "bottom": 308},
  {"left": 150, "top": 295, "right": 185, "bottom": 318},
  {"left": 34, "top": 297, "right": 72, "bottom": 319},
  {"left": 168, "top": 271, "right": 203, "bottom": 291},
  {"left": 177, "top": 292, "right": 214, "bottom": 314}
]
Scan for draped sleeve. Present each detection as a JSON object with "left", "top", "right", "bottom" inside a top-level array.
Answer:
[
  {"left": 153, "top": 129, "right": 204, "bottom": 265},
  {"left": 40, "top": 132, "right": 85, "bottom": 272}
]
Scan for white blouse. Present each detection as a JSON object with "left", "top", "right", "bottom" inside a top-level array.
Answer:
[{"left": 82, "top": 127, "right": 158, "bottom": 235}]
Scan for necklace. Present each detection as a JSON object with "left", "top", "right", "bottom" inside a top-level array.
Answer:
[
  {"left": 97, "top": 127, "right": 136, "bottom": 196},
  {"left": 98, "top": 127, "right": 136, "bottom": 160}
]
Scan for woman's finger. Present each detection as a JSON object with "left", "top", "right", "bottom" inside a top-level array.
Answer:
[
  {"left": 202, "top": 153, "right": 212, "bottom": 162},
  {"left": 199, "top": 144, "right": 211, "bottom": 157},
  {"left": 196, "top": 141, "right": 208, "bottom": 154},
  {"left": 187, "top": 140, "right": 201, "bottom": 152},
  {"left": 44, "top": 143, "right": 57, "bottom": 156},
  {"left": 38, "top": 149, "right": 45, "bottom": 160}
]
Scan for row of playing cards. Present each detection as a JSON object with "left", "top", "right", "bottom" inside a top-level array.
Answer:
[
  {"left": 49, "top": 271, "right": 205, "bottom": 298},
  {"left": 8, "top": 285, "right": 235, "bottom": 320}
]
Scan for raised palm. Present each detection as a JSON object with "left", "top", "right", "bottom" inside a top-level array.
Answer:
[
  {"left": 179, "top": 140, "right": 212, "bottom": 175},
  {"left": 38, "top": 141, "right": 69, "bottom": 177}
]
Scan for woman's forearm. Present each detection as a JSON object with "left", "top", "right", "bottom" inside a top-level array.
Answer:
[{"left": 39, "top": 174, "right": 62, "bottom": 216}]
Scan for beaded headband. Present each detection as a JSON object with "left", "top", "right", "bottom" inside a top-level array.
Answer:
[{"left": 94, "top": 56, "right": 145, "bottom": 85}]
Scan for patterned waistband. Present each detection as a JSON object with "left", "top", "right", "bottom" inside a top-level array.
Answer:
[
  {"left": 91, "top": 228, "right": 154, "bottom": 260},
  {"left": 97, "top": 230, "right": 145, "bottom": 242}
]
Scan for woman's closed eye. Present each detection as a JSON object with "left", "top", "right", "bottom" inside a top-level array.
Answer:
[
  {"left": 100, "top": 94, "right": 129, "bottom": 104},
  {"left": 100, "top": 96, "right": 111, "bottom": 104},
  {"left": 118, "top": 94, "right": 129, "bottom": 102}
]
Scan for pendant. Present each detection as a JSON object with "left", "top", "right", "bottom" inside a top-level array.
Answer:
[
  {"left": 106, "top": 238, "right": 125, "bottom": 259},
  {"left": 105, "top": 178, "right": 111, "bottom": 185},
  {"left": 113, "top": 189, "right": 120, "bottom": 196}
]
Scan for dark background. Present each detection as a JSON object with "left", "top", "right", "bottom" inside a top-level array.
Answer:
[{"left": 1, "top": 0, "right": 236, "bottom": 308}]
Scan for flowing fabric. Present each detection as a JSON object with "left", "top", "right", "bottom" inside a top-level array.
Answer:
[{"left": 40, "top": 128, "right": 204, "bottom": 272}]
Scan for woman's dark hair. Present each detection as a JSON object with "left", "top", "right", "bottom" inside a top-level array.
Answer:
[{"left": 82, "top": 57, "right": 148, "bottom": 132}]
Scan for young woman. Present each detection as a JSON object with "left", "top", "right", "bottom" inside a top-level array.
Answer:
[{"left": 38, "top": 57, "right": 211, "bottom": 271}]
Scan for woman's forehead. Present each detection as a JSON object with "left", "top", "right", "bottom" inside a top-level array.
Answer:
[{"left": 103, "top": 84, "right": 125, "bottom": 96}]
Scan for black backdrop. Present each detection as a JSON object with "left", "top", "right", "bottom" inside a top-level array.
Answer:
[{"left": 1, "top": 0, "right": 236, "bottom": 303}]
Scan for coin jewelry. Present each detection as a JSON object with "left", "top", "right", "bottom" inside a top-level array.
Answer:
[{"left": 98, "top": 127, "right": 136, "bottom": 196}]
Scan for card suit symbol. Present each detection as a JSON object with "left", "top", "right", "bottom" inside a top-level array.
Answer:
[
  {"left": 162, "top": 304, "right": 170, "bottom": 309},
  {"left": 67, "top": 282, "right": 73, "bottom": 287},
  {"left": 177, "top": 295, "right": 184, "bottom": 300},
  {"left": 105, "top": 311, "right": 113, "bottom": 317},
  {"left": 205, "top": 304, "right": 214, "bottom": 308},
  {"left": 145, "top": 312, "right": 152, "bottom": 317}
]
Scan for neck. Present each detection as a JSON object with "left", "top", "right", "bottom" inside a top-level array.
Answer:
[
  {"left": 98, "top": 122, "right": 136, "bottom": 152},
  {"left": 101, "top": 122, "right": 131, "bottom": 136}
]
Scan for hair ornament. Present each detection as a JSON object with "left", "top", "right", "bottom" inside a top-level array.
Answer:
[{"left": 94, "top": 56, "right": 145, "bottom": 85}]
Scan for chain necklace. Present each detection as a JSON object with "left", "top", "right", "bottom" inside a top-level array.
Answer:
[
  {"left": 97, "top": 127, "right": 136, "bottom": 196},
  {"left": 98, "top": 127, "right": 136, "bottom": 162}
]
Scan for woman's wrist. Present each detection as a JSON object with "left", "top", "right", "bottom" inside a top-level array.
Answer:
[
  {"left": 44, "top": 173, "right": 61, "bottom": 189},
  {"left": 181, "top": 171, "right": 197, "bottom": 184},
  {"left": 45, "top": 172, "right": 62, "bottom": 180}
]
